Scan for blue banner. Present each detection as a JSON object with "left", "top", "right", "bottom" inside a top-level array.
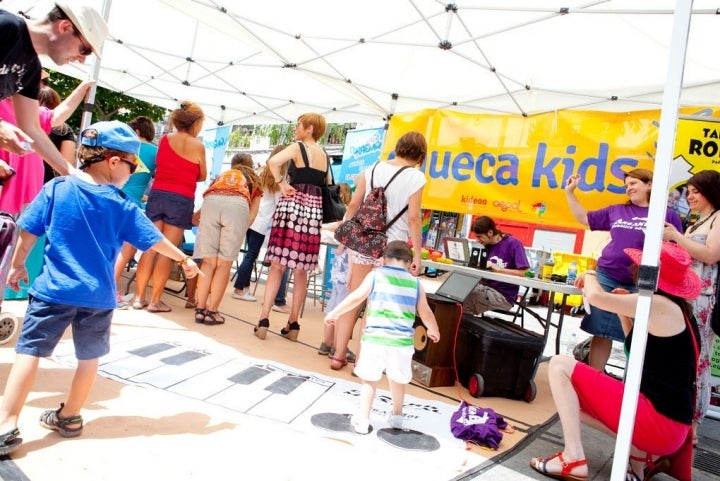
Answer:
[
  {"left": 338, "top": 127, "right": 386, "bottom": 187},
  {"left": 201, "top": 125, "right": 232, "bottom": 182}
]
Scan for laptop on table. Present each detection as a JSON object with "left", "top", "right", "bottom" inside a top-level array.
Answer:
[{"left": 427, "top": 271, "right": 479, "bottom": 304}]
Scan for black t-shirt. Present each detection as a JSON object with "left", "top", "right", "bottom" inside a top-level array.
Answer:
[
  {"left": 0, "top": 10, "right": 41, "bottom": 101},
  {"left": 45, "top": 123, "right": 76, "bottom": 183}
]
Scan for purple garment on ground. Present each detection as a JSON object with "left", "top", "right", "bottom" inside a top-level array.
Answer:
[{"left": 450, "top": 401, "right": 507, "bottom": 449}]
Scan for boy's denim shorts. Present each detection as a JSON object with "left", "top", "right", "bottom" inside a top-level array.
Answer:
[{"left": 15, "top": 296, "right": 113, "bottom": 360}]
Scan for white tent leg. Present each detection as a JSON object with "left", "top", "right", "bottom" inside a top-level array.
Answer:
[
  {"left": 80, "top": 0, "right": 113, "bottom": 131},
  {"left": 610, "top": 1, "right": 693, "bottom": 480}
]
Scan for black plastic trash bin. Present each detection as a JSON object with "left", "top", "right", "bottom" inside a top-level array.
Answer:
[{"left": 456, "top": 314, "right": 544, "bottom": 402}]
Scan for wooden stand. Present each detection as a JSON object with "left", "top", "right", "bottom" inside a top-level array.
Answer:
[{"left": 411, "top": 295, "right": 461, "bottom": 387}]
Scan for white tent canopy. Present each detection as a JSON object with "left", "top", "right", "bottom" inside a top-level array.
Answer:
[{"left": 3, "top": 0, "right": 720, "bottom": 126}]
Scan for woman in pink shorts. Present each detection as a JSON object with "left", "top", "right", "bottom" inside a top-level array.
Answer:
[{"left": 530, "top": 242, "right": 701, "bottom": 481}]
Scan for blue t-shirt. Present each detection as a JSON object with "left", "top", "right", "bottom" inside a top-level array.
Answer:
[
  {"left": 18, "top": 176, "right": 163, "bottom": 309},
  {"left": 121, "top": 141, "right": 158, "bottom": 206}
]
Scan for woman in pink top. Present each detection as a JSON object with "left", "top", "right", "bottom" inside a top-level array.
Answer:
[
  {"left": 0, "top": 82, "right": 93, "bottom": 214},
  {"left": 132, "top": 101, "right": 207, "bottom": 312}
]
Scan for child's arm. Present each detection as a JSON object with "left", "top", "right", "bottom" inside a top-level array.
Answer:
[
  {"left": 416, "top": 284, "right": 440, "bottom": 342},
  {"left": 7, "top": 230, "right": 38, "bottom": 291},
  {"left": 248, "top": 195, "right": 261, "bottom": 227},
  {"left": 324, "top": 274, "right": 373, "bottom": 326},
  {"left": 149, "top": 238, "right": 202, "bottom": 278}
]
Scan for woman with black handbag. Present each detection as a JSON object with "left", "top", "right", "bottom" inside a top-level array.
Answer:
[
  {"left": 252, "top": 113, "right": 328, "bottom": 343},
  {"left": 663, "top": 169, "right": 720, "bottom": 445}
]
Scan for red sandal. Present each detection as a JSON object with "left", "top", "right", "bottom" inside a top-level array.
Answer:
[
  {"left": 329, "top": 356, "right": 348, "bottom": 371},
  {"left": 530, "top": 451, "right": 588, "bottom": 481},
  {"left": 629, "top": 454, "right": 670, "bottom": 481}
]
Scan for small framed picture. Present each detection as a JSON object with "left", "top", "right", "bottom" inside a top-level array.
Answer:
[{"left": 442, "top": 237, "right": 470, "bottom": 266}]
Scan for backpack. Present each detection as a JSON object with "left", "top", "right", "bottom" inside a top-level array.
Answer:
[{"left": 334, "top": 163, "right": 410, "bottom": 259}]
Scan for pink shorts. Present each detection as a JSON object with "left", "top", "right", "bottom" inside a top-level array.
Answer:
[{"left": 571, "top": 362, "right": 689, "bottom": 455}]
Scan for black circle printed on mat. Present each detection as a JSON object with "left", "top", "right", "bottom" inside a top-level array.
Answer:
[
  {"left": 310, "top": 413, "right": 374, "bottom": 435},
  {"left": 377, "top": 428, "right": 441, "bottom": 451}
]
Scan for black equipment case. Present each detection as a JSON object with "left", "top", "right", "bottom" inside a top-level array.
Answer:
[{"left": 455, "top": 313, "right": 544, "bottom": 402}]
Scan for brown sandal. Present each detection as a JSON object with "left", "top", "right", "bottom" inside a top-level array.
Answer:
[
  {"left": 194, "top": 308, "right": 207, "bottom": 324},
  {"left": 203, "top": 311, "right": 225, "bottom": 325}
]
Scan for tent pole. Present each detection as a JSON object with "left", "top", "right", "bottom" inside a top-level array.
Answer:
[
  {"left": 79, "top": 0, "right": 112, "bottom": 131},
  {"left": 609, "top": 1, "right": 693, "bottom": 480}
]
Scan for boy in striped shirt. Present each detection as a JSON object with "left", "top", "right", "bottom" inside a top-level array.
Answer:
[{"left": 325, "top": 240, "right": 440, "bottom": 434}]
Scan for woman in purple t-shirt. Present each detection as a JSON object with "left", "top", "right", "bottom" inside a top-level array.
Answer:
[
  {"left": 564, "top": 168, "right": 683, "bottom": 371},
  {"left": 463, "top": 216, "right": 530, "bottom": 315}
]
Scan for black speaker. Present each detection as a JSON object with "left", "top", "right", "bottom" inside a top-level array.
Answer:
[
  {"left": 468, "top": 247, "right": 481, "bottom": 268},
  {"left": 478, "top": 248, "right": 489, "bottom": 270}
]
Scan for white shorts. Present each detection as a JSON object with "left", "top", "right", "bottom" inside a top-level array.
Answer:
[
  {"left": 353, "top": 342, "right": 414, "bottom": 383},
  {"left": 348, "top": 249, "right": 383, "bottom": 267}
]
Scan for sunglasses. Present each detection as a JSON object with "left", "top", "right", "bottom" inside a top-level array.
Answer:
[
  {"left": 71, "top": 24, "right": 93, "bottom": 56},
  {"left": 119, "top": 157, "right": 138, "bottom": 174}
]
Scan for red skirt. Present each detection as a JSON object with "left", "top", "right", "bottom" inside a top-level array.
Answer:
[{"left": 265, "top": 183, "right": 322, "bottom": 271}]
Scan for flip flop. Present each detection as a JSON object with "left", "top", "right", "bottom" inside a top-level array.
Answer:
[
  {"left": 147, "top": 301, "right": 172, "bottom": 313},
  {"left": 131, "top": 298, "right": 149, "bottom": 310}
]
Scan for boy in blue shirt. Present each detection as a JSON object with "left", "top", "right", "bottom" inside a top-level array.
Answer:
[{"left": 0, "top": 121, "right": 200, "bottom": 455}]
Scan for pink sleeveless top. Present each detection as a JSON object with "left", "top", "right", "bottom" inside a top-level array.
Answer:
[
  {"left": 0, "top": 99, "right": 54, "bottom": 215},
  {"left": 151, "top": 135, "right": 200, "bottom": 199}
]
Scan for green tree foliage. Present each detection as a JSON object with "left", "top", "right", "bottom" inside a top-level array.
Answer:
[
  {"left": 227, "top": 122, "right": 354, "bottom": 149},
  {"left": 46, "top": 70, "right": 167, "bottom": 130}
]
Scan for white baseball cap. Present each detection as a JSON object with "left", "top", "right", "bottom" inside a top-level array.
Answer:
[{"left": 54, "top": 1, "right": 109, "bottom": 59}]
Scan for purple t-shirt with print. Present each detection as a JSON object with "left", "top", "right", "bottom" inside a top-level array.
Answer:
[
  {"left": 588, "top": 203, "right": 683, "bottom": 284},
  {"left": 484, "top": 234, "right": 530, "bottom": 303}
]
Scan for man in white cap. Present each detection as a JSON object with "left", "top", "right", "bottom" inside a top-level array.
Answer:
[{"left": 0, "top": 1, "right": 108, "bottom": 177}]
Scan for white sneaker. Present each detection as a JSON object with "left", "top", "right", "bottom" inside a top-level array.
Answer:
[
  {"left": 388, "top": 414, "right": 403, "bottom": 429},
  {"left": 272, "top": 304, "right": 290, "bottom": 313},
  {"left": 350, "top": 415, "right": 369, "bottom": 434},
  {"left": 232, "top": 290, "right": 257, "bottom": 302}
]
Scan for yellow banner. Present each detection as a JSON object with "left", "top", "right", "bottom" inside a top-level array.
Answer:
[
  {"left": 385, "top": 108, "right": 720, "bottom": 229},
  {"left": 668, "top": 115, "right": 720, "bottom": 219}
]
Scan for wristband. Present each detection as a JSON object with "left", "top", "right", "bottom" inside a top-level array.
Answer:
[
  {"left": 584, "top": 269, "right": 597, "bottom": 276},
  {"left": 180, "top": 256, "right": 193, "bottom": 266}
]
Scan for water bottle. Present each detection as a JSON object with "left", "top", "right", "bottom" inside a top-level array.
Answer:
[
  {"left": 567, "top": 331, "right": 578, "bottom": 356},
  {"left": 566, "top": 261, "right": 578, "bottom": 285},
  {"left": 527, "top": 250, "right": 539, "bottom": 277},
  {"left": 542, "top": 253, "right": 555, "bottom": 281}
]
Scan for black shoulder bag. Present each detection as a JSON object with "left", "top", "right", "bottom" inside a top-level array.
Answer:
[{"left": 298, "top": 142, "right": 346, "bottom": 223}]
